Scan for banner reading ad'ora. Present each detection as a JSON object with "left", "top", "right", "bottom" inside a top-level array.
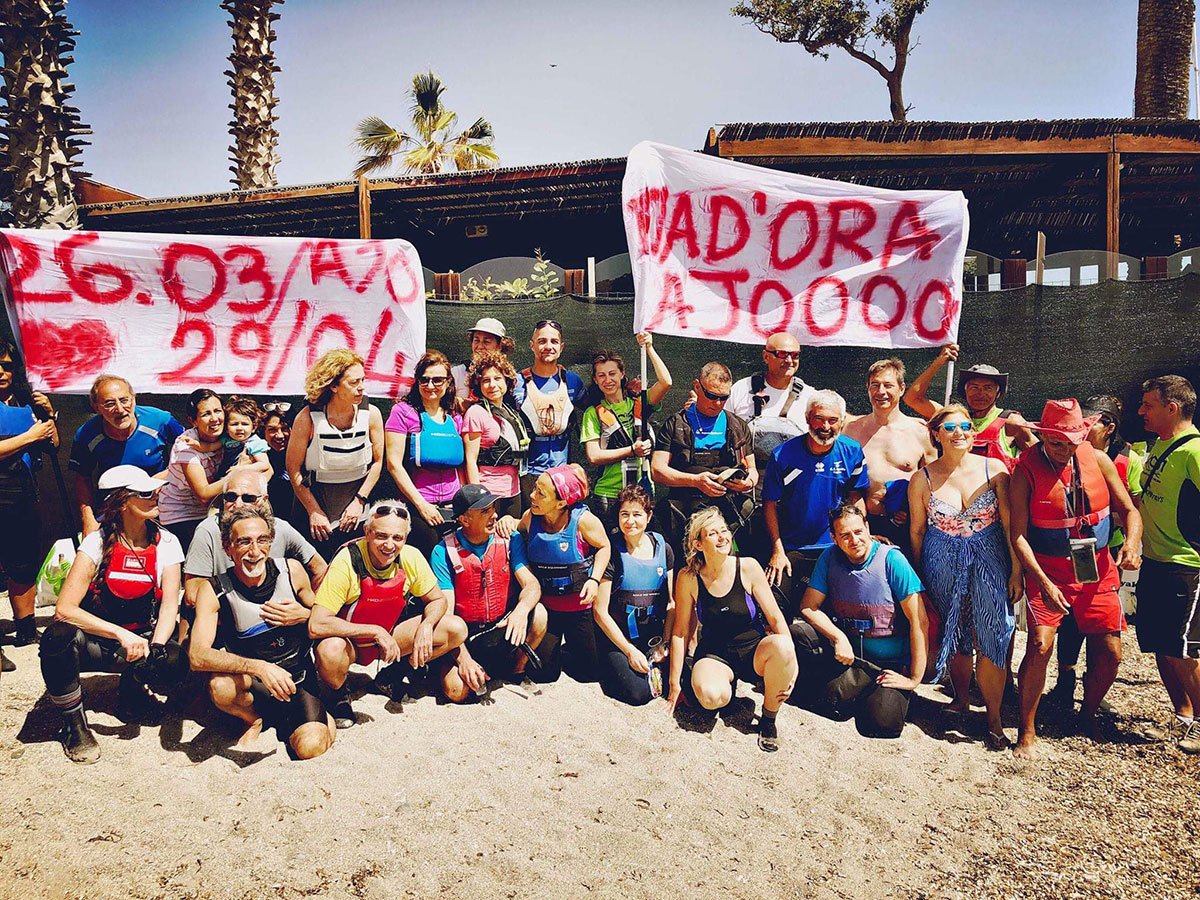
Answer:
[
  {"left": 0, "top": 229, "right": 425, "bottom": 395},
  {"left": 622, "top": 142, "right": 970, "bottom": 349}
]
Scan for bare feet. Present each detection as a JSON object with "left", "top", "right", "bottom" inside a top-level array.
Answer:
[
  {"left": 235, "top": 717, "right": 264, "bottom": 749},
  {"left": 1012, "top": 734, "right": 1037, "bottom": 758}
]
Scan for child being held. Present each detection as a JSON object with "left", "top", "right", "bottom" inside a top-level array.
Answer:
[{"left": 217, "top": 395, "right": 273, "bottom": 480}]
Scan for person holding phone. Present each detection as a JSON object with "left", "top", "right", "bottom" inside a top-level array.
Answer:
[{"left": 1009, "top": 399, "right": 1141, "bottom": 758}]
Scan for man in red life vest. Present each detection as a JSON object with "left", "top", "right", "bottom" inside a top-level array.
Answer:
[
  {"left": 1009, "top": 400, "right": 1142, "bottom": 758},
  {"left": 905, "top": 343, "right": 1036, "bottom": 471},
  {"left": 431, "top": 484, "right": 548, "bottom": 700},
  {"left": 309, "top": 501, "right": 466, "bottom": 728}
]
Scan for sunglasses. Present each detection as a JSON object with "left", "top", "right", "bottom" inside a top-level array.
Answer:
[
  {"left": 0, "top": 361, "right": 15, "bottom": 372},
  {"left": 700, "top": 386, "right": 730, "bottom": 403},
  {"left": 130, "top": 489, "right": 159, "bottom": 500},
  {"left": 938, "top": 422, "right": 973, "bottom": 433},
  {"left": 222, "top": 491, "right": 261, "bottom": 504},
  {"left": 263, "top": 402, "right": 291, "bottom": 414},
  {"left": 368, "top": 503, "right": 410, "bottom": 520},
  {"left": 418, "top": 376, "right": 448, "bottom": 386},
  {"left": 534, "top": 319, "right": 563, "bottom": 335},
  {"left": 766, "top": 349, "right": 800, "bottom": 362}
]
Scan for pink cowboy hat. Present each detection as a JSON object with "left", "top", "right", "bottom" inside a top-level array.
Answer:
[{"left": 1026, "top": 398, "right": 1101, "bottom": 444}]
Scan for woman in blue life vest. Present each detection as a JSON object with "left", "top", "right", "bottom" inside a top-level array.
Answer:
[
  {"left": 385, "top": 350, "right": 466, "bottom": 556},
  {"left": 287, "top": 349, "right": 386, "bottom": 563},
  {"left": 669, "top": 507, "right": 797, "bottom": 752},
  {"left": 593, "top": 485, "right": 675, "bottom": 705},
  {"left": 579, "top": 332, "right": 672, "bottom": 524},
  {"left": 0, "top": 339, "right": 58, "bottom": 666},
  {"left": 462, "top": 350, "right": 531, "bottom": 534},
  {"left": 39, "top": 465, "right": 189, "bottom": 763},
  {"left": 518, "top": 464, "right": 611, "bottom": 683}
]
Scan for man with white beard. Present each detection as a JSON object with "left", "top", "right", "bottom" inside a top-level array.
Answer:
[
  {"left": 762, "top": 391, "right": 870, "bottom": 620},
  {"left": 189, "top": 507, "right": 334, "bottom": 759}
]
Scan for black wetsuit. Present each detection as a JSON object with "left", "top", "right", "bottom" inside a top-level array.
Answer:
[{"left": 695, "top": 557, "right": 765, "bottom": 682}]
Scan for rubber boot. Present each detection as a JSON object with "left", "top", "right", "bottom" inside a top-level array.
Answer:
[
  {"left": 13, "top": 615, "right": 37, "bottom": 647},
  {"left": 0, "top": 647, "right": 14, "bottom": 673},
  {"left": 60, "top": 708, "right": 101, "bottom": 764},
  {"left": 117, "top": 669, "right": 163, "bottom": 723}
]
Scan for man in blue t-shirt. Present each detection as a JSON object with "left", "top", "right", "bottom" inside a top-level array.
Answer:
[
  {"left": 763, "top": 389, "right": 869, "bottom": 619},
  {"left": 791, "top": 503, "right": 929, "bottom": 738},
  {"left": 68, "top": 374, "right": 184, "bottom": 535},
  {"left": 513, "top": 320, "right": 587, "bottom": 505},
  {"left": 430, "top": 484, "right": 547, "bottom": 699}
]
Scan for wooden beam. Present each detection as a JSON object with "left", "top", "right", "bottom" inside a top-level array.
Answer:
[
  {"left": 1106, "top": 151, "right": 1120, "bottom": 280},
  {"left": 1112, "top": 134, "right": 1200, "bottom": 153},
  {"left": 719, "top": 135, "right": 1116, "bottom": 158},
  {"left": 1035, "top": 231, "right": 1046, "bottom": 285},
  {"left": 357, "top": 174, "right": 372, "bottom": 240}
]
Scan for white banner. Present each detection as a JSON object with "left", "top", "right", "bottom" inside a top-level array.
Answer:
[
  {"left": 0, "top": 229, "right": 425, "bottom": 395},
  {"left": 622, "top": 141, "right": 970, "bottom": 348}
]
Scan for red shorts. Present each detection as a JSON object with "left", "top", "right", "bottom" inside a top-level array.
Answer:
[{"left": 1025, "top": 551, "right": 1125, "bottom": 634}]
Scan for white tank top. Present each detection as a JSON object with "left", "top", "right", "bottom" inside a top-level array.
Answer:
[{"left": 305, "top": 408, "right": 372, "bottom": 484}]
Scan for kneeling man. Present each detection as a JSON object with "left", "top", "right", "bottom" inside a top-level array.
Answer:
[
  {"left": 791, "top": 504, "right": 929, "bottom": 738},
  {"left": 309, "top": 501, "right": 466, "bottom": 726},
  {"left": 189, "top": 507, "right": 334, "bottom": 759},
  {"left": 431, "top": 484, "right": 549, "bottom": 700}
]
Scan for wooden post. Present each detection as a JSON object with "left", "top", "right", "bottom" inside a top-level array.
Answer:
[
  {"left": 587, "top": 257, "right": 596, "bottom": 298},
  {"left": 1106, "top": 150, "right": 1120, "bottom": 280},
  {"left": 357, "top": 174, "right": 371, "bottom": 240},
  {"left": 1035, "top": 231, "right": 1046, "bottom": 285},
  {"left": 1001, "top": 258, "right": 1027, "bottom": 290}
]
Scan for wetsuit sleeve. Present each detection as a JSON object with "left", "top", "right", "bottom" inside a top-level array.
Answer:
[
  {"left": 761, "top": 449, "right": 785, "bottom": 503},
  {"left": 883, "top": 547, "right": 924, "bottom": 599},
  {"left": 313, "top": 548, "right": 356, "bottom": 614},
  {"left": 808, "top": 548, "right": 834, "bottom": 595},
  {"left": 430, "top": 543, "right": 455, "bottom": 592},
  {"left": 508, "top": 532, "right": 529, "bottom": 574},
  {"left": 400, "top": 545, "right": 439, "bottom": 598},
  {"left": 578, "top": 406, "right": 601, "bottom": 444},
  {"left": 184, "top": 526, "right": 218, "bottom": 578}
]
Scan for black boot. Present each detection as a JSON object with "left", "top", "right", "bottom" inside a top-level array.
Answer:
[
  {"left": 117, "top": 670, "right": 163, "bottom": 723},
  {"left": 60, "top": 707, "right": 101, "bottom": 764},
  {"left": 13, "top": 615, "right": 37, "bottom": 647},
  {"left": 0, "top": 648, "right": 13, "bottom": 673}
]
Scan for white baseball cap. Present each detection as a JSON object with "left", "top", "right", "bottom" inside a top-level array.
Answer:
[
  {"left": 97, "top": 465, "right": 164, "bottom": 494},
  {"left": 467, "top": 317, "right": 507, "bottom": 339}
]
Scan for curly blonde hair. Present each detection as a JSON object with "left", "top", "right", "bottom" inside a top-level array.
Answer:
[
  {"left": 304, "top": 349, "right": 364, "bottom": 407},
  {"left": 684, "top": 506, "right": 728, "bottom": 574}
]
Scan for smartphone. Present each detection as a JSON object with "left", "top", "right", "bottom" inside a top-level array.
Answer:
[
  {"left": 718, "top": 467, "right": 748, "bottom": 483},
  {"left": 1069, "top": 537, "right": 1100, "bottom": 584}
]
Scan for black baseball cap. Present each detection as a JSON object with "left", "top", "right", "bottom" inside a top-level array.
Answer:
[{"left": 452, "top": 483, "right": 499, "bottom": 518}]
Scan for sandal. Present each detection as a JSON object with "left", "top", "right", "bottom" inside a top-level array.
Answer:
[{"left": 985, "top": 729, "right": 1010, "bottom": 751}]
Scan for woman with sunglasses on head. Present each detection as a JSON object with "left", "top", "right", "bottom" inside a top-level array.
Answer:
[
  {"left": 518, "top": 464, "right": 610, "bottom": 682},
  {"left": 669, "top": 507, "right": 797, "bottom": 752},
  {"left": 260, "top": 402, "right": 305, "bottom": 531},
  {"left": 385, "top": 350, "right": 466, "bottom": 556},
  {"left": 39, "top": 466, "right": 189, "bottom": 763},
  {"left": 288, "top": 350, "right": 386, "bottom": 562},
  {"left": 157, "top": 389, "right": 232, "bottom": 552},
  {"left": 579, "top": 332, "right": 672, "bottom": 525},
  {"left": 909, "top": 404, "right": 1021, "bottom": 750},
  {"left": 462, "top": 351, "right": 530, "bottom": 535},
  {"left": 0, "top": 340, "right": 58, "bottom": 665}
]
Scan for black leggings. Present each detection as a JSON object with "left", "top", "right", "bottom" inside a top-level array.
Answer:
[
  {"left": 597, "top": 632, "right": 662, "bottom": 706},
  {"left": 790, "top": 620, "right": 909, "bottom": 738},
  {"left": 541, "top": 608, "right": 599, "bottom": 684},
  {"left": 771, "top": 550, "right": 823, "bottom": 622},
  {"left": 40, "top": 621, "right": 188, "bottom": 705}
]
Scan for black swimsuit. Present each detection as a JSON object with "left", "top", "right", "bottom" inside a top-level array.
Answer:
[{"left": 695, "top": 557, "right": 766, "bottom": 681}]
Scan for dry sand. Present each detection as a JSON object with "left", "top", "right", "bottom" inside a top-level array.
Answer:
[{"left": 1, "top": 609, "right": 1197, "bottom": 900}]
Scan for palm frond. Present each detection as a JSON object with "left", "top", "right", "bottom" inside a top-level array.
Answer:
[
  {"left": 410, "top": 70, "right": 446, "bottom": 121},
  {"left": 353, "top": 152, "right": 398, "bottom": 177},
  {"left": 460, "top": 116, "right": 494, "bottom": 142},
  {"left": 353, "top": 116, "right": 410, "bottom": 154},
  {"left": 404, "top": 143, "right": 445, "bottom": 174}
]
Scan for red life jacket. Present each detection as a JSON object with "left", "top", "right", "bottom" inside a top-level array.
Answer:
[
  {"left": 85, "top": 536, "right": 161, "bottom": 633},
  {"left": 443, "top": 532, "right": 512, "bottom": 625},
  {"left": 1017, "top": 443, "right": 1112, "bottom": 557},
  {"left": 339, "top": 541, "right": 412, "bottom": 663},
  {"left": 1113, "top": 445, "right": 1130, "bottom": 488},
  {"left": 970, "top": 408, "right": 1018, "bottom": 472}
]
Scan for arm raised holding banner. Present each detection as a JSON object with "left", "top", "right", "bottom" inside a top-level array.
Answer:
[{"left": 904, "top": 343, "right": 958, "bottom": 419}]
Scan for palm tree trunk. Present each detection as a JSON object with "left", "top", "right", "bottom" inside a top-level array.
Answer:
[
  {"left": 0, "top": 0, "right": 90, "bottom": 229},
  {"left": 222, "top": 0, "right": 283, "bottom": 189},
  {"left": 1135, "top": 0, "right": 1196, "bottom": 118}
]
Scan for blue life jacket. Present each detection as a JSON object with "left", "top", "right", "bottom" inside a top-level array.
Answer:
[
  {"left": 409, "top": 410, "right": 465, "bottom": 468},
  {"left": 610, "top": 532, "right": 669, "bottom": 640},
  {"left": 825, "top": 543, "right": 910, "bottom": 666},
  {"left": 0, "top": 404, "right": 36, "bottom": 477},
  {"left": 527, "top": 505, "right": 591, "bottom": 597}
]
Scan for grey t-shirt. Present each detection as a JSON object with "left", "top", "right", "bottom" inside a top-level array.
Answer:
[{"left": 184, "top": 515, "right": 319, "bottom": 579}]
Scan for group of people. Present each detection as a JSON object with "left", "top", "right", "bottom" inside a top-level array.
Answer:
[{"left": 2, "top": 315, "right": 1197, "bottom": 765}]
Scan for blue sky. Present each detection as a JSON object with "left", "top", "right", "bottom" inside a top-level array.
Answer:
[{"left": 67, "top": 0, "right": 1143, "bottom": 198}]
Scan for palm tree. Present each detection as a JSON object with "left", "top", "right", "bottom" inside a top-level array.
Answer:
[
  {"left": 222, "top": 0, "right": 283, "bottom": 190},
  {"left": 1134, "top": 0, "right": 1195, "bottom": 117},
  {"left": 353, "top": 71, "right": 498, "bottom": 177},
  {"left": 0, "top": 0, "right": 90, "bottom": 229}
]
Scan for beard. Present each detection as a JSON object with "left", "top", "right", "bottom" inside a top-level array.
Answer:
[
  {"left": 238, "top": 556, "right": 268, "bottom": 580},
  {"left": 810, "top": 428, "right": 837, "bottom": 446}
]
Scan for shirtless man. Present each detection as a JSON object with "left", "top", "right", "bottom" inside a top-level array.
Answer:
[{"left": 843, "top": 359, "right": 935, "bottom": 557}]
